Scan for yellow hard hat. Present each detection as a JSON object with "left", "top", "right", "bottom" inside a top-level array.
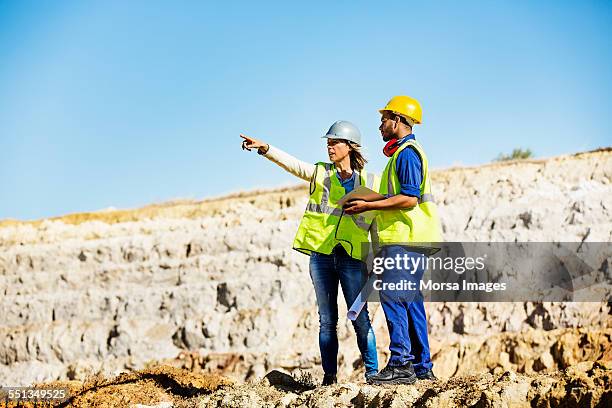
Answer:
[{"left": 379, "top": 95, "right": 423, "bottom": 124}]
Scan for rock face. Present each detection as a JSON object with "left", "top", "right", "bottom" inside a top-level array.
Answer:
[
  {"left": 430, "top": 327, "right": 611, "bottom": 379},
  {"left": 0, "top": 149, "right": 610, "bottom": 386}
]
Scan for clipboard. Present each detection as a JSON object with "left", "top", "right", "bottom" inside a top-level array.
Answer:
[{"left": 337, "top": 185, "right": 385, "bottom": 207}]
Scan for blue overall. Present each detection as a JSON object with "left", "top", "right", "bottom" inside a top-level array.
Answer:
[{"left": 379, "top": 134, "right": 432, "bottom": 375}]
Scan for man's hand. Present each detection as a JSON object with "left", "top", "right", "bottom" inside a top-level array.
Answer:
[
  {"left": 345, "top": 194, "right": 418, "bottom": 213},
  {"left": 343, "top": 199, "right": 371, "bottom": 215}
]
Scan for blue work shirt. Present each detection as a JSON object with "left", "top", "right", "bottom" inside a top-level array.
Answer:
[
  {"left": 336, "top": 170, "right": 356, "bottom": 194},
  {"left": 395, "top": 134, "right": 422, "bottom": 198}
]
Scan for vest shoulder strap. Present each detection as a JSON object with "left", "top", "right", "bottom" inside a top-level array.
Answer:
[{"left": 386, "top": 139, "right": 433, "bottom": 201}]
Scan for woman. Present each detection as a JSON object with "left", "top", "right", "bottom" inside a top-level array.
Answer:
[{"left": 240, "top": 120, "right": 379, "bottom": 385}]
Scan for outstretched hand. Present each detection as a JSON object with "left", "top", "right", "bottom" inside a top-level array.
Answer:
[{"left": 240, "top": 134, "right": 268, "bottom": 153}]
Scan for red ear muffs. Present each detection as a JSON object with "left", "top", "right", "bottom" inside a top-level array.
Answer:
[{"left": 383, "top": 138, "right": 400, "bottom": 157}]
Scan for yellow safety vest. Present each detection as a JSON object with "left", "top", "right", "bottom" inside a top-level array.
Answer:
[
  {"left": 376, "top": 139, "right": 442, "bottom": 251},
  {"left": 293, "top": 162, "right": 380, "bottom": 261}
]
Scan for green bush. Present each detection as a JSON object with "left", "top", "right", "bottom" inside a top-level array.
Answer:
[{"left": 495, "top": 148, "right": 533, "bottom": 162}]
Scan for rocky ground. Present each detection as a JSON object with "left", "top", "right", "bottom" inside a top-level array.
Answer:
[
  {"left": 3, "top": 359, "right": 609, "bottom": 407},
  {"left": 199, "top": 360, "right": 612, "bottom": 408},
  {"left": 0, "top": 149, "right": 610, "bottom": 406}
]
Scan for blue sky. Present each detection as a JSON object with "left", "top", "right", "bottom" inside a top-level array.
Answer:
[{"left": 1, "top": 1, "right": 610, "bottom": 220}]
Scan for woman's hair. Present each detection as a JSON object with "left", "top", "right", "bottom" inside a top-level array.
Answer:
[{"left": 348, "top": 141, "right": 367, "bottom": 171}]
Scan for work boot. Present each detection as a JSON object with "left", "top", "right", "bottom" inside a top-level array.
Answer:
[
  {"left": 365, "top": 371, "right": 378, "bottom": 384},
  {"left": 417, "top": 369, "right": 437, "bottom": 380},
  {"left": 321, "top": 374, "right": 337, "bottom": 386},
  {"left": 368, "top": 362, "right": 417, "bottom": 385}
]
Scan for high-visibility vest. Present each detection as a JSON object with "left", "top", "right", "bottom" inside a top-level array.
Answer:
[
  {"left": 293, "top": 162, "right": 380, "bottom": 261},
  {"left": 376, "top": 139, "right": 442, "bottom": 251}
]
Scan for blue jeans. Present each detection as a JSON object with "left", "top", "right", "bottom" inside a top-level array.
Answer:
[
  {"left": 309, "top": 245, "right": 378, "bottom": 378},
  {"left": 378, "top": 245, "right": 432, "bottom": 375}
]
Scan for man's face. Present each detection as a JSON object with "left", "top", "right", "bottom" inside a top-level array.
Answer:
[
  {"left": 379, "top": 111, "right": 397, "bottom": 142},
  {"left": 327, "top": 138, "right": 350, "bottom": 163}
]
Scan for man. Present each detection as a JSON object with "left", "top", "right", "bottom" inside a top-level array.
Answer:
[{"left": 344, "top": 95, "right": 441, "bottom": 384}]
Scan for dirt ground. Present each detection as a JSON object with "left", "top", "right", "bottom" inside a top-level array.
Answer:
[
  {"left": 1, "top": 360, "right": 609, "bottom": 408},
  {"left": 0, "top": 365, "right": 231, "bottom": 408}
]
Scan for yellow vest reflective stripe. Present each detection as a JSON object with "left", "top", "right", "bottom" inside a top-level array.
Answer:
[
  {"left": 376, "top": 139, "right": 442, "bottom": 249},
  {"left": 345, "top": 167, "right": 379, "bottom": 232},
  {"left": 293, "top": 162, "right": 379, "bottom": 260}
]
